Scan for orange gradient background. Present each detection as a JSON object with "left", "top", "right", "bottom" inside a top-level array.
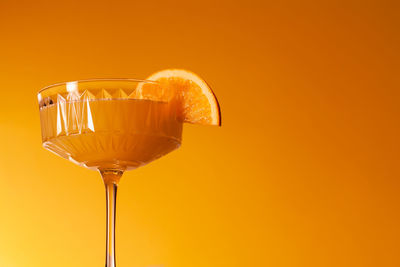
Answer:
[{"left": 0, "top": 1, "right": 399, "bottom": 266}]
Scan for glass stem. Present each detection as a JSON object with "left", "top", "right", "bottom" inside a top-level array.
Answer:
[{"left": 101, "top": 170, "right": 123, "bottom": 267}]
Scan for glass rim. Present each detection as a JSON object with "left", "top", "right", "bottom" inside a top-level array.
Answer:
[{"left": 37, "top": 78, "right": 158, "bottom": 95}]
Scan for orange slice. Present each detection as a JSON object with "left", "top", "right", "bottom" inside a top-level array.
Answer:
[{"left": 138, "top": 69, "right": 221, "bottom": 126}]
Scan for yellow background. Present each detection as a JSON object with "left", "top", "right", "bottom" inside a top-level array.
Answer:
[{"left": 0, "top": 0, "right": 399, "bottom": 266}]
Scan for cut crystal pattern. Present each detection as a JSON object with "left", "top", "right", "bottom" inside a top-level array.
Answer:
[{"left": 38, "top": 81, "right": 182, "bottom": 170}]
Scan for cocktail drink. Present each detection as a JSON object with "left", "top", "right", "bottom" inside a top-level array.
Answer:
[
  {"left": 38, "top": 70, "right": 220, "bottom": 267},
  {"left": 40, "top": 97, "right": 183, "bottom": 170}
]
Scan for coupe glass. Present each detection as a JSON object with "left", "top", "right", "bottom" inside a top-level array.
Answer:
[{"left": 37, "top": 79, "right": 183, "bottom": 267}]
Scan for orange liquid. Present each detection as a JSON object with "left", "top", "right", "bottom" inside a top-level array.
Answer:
[{"left": 40, "top": 99, "right": 182, "bottom": 170}]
